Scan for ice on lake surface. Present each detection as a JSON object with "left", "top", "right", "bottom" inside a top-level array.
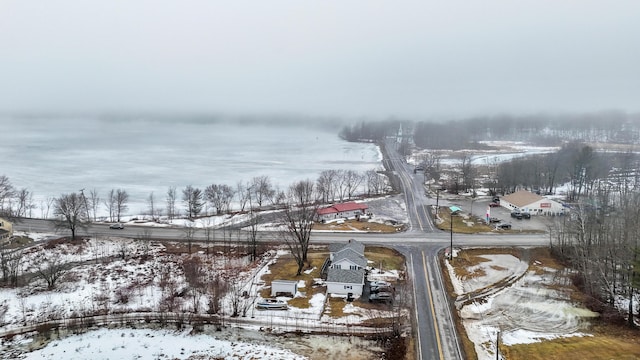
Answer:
[{"left": 1, "top": 116, "right": 381, "bottom": 214}]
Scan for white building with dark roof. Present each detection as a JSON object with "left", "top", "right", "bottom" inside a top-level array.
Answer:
[
  {"left": 325, "top": 239, "right": 367, "bottom": 298},
  {"left": 500, "top": 190, "right": 565, "bottom": 216}
]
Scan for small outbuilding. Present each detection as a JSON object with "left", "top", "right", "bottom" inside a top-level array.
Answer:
[{"left": 270, "top": 280, "right": 298, "bottom": 297}]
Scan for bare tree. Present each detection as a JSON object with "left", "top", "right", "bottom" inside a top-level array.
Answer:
[
  {"left": 250, "top": 176, "right": 275, "bottom": 207},
  {"left": 317, "top": 170, "right": 338, "bottom": 203},
  {"left": 205, "top": 184, "right": 235, "bottom": 215},
  {"left": 346, "top": 170, "right": 364, "bottom": 199},
  {"left": 115, "top": 189, "right": 129, "bottom": 222},
  {"left": 147, "top": 192, "right": 158, "bottom": 221},
  {"left": 365, "top": 169, "right": 389, "bottom": 196},
  {"left": 0, "top": 175, "right": 15, "bottom": 216},
  {"left": 16, "top": 188, "right": 33, "bottom": 218},
  {"left": 246, "top": 209, "right": 261, "bottom": 262},
  {"left": 1, "top": 244, "right": 23, "bottom": 286},
  {"left": 281, "top": 179, "right": 320, "bottom": 275},
  {"left": 460, "top": 153, "right": 476, "bottom": 195},
  {"left": 104, "top": 189, "right": 116, "bottom": 222},
  {"left": 89, "top": 189, "right": 100, "bottom": 221},
  {"left": 35, "top": 254, "right": 68, "bottom": 290},
  {"left": 182, "top": 185, "right": 204, "bottom": 219},
  {"left": 166, "top": 186, "right": 177, "bottom": 220},
  {"left": 236, "top": 181, "right": 250, "bottom": 211},
  {"left": 54, "top": 192, "right": 88, "bottom": 240},
  {"left": 136, "top": 228, "right": 153, "bottom": 258},
  {"left": 183, "top": 222, "right": 197, "bottom": 254}
]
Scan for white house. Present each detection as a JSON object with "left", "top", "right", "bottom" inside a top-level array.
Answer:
[
  {"left": 326, "top": 269, "right": 365, "bottom": 299},
  {"left": 317, "top": 202, "right": 369, "bottom": 223},
  {"left": 325, "top": 239, "right": 367, "bottom": 299},
  {"left": 500, "top": 190, "right": 565, "bottom": 216},
  {"left": 270, "top": 280, "right": 298, "bottom": 297}
]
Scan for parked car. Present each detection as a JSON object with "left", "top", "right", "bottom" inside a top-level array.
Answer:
[
  {"left": 369, "top": 291, "right": 393, "bottom": 303},
  {"left": 510, "top": 211, "right": 522, "bottom": 219},
  {"left": 109, "top": 223, "right": 124, "bottom": 229},
  {"left": 489, "top": 202, "right": 501, "bottom": 207},
  {"left": 492, "top": 196, "right": 500, "bottom": 203},
  {"left": 497, "top": 223, "right": 512, "bottom": 230},
  {"left": 489, "top": 217, "right": 501, "bottom": 223},
  {"left": 370, "top": 285, "right": 393, "bottom": 294},
  {"left": 369, "top": 280, "right": 391, "bottom": 288},
  {"left": 521, "top": 212, "right": 531, "bottom": 219}
]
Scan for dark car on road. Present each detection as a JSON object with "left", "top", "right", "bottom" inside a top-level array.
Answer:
[
  {"left": 109, "top": 223, "right": 124, "bottom": 229},
  {"left": 496, "top": 223, "right": 512, "bottom": 230},
  {"left": 521, "top": 212, "right": 531, "bottom": 219}
]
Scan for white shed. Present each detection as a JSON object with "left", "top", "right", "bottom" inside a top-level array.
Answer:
[{"left": 270, "top": 280, "right": 298, "bottom": 297}]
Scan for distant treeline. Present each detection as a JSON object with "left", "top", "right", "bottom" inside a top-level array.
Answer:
[{"left": 339, "top": 112, "right": 640, "bottom": 149}]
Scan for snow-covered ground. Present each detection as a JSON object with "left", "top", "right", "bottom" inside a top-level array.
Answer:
[
  {"left": 446, "top": 249, "right": 599, "bottom": 360},
  {"left": 17, "top": 328, "right": 306, "bottom": 360},
  {"left": 0, "top": 234, "right": 400, "bottom": 359}
]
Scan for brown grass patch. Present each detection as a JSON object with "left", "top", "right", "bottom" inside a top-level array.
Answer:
[
  {"left": 529, "top": 247, "right": 566, "bottom": 275},
  {"left": 436, "top": 209, "right": 494, "bottom": 234},
  {"left": 365, "top": 246, "right": 406, "bottom": 272},
  {"left": 314, "top": 219, "right": 402, "bottom": 233},
  {"left": 259, "top": 250, "right": 328, "bottom": 309},
  {"left": 501, "top": 333, "right": 640, "bottom": 360},
  {"left": 325, "top": 296, "right": 349, "bottom": 318}
]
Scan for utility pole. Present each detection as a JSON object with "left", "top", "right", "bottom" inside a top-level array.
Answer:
[{"left": 450, "top": 210, "right": 453, "bottom": 260}]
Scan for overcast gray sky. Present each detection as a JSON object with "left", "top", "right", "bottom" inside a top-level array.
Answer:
[{"left": 1, "top": 0, "right": 638, "bottom": 118}]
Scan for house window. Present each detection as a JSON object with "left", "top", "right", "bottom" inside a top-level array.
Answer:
[
  {"left": 350, "top": 265, "right": 358, "bottom": 270},
  {"left": 333, "top": 264, "right": 341, "bottom": 269},
  {"left": 344, "top": 285, "right": 352, "bottom": 290}
]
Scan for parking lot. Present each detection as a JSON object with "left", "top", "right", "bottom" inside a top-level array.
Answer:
[{"left": 453, "top": 197, "right": 554, "bottom": 232}]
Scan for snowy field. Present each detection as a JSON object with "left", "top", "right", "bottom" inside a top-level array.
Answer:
[
  {"left": 446, "top": 248, "right": 599, "bottom": 360},
  {"left": 18, "top": 328, "right": 306, "bottom": 360},
  {"left": 0, "top": 231, "right": 400, "bottom": 359}
]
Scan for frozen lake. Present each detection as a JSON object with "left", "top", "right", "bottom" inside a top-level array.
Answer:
[{"left": 1, "top": 115, "right": 381, "bottom": 216}]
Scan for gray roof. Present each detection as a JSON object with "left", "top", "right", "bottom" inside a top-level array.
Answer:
[
  {"left": 333, "top": 248, "right": 367, "bottom": 268},
  {"left": 326, "top": 268, "right": 365, "bottom": 284},
  {"left": 328, "top": 239, "right": 365, "bottom": 256}
]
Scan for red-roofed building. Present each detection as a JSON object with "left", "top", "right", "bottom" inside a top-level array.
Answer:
[{"left": 318, "top": 202, "right": 369, "bottom": 222}]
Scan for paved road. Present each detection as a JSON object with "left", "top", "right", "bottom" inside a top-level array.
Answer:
[{"left": 13, "top": 138, "right": 548, "bottom": 360}]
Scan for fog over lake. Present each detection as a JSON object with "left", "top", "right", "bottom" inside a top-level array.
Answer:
[{"left": 1, "top": 116, "right": 381, "bottom": 216}]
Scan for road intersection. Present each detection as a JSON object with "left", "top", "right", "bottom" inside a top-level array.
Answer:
[{"left": 13, "top": 140, "right": 548, "bottom": 360}]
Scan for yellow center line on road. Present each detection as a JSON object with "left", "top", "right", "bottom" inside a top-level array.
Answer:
[
  {"left": 423, "top": 250, "right": 444, "bottom": 360},
  {"left": 410, "top": 253, "right": 424, "bottom": 359}
]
